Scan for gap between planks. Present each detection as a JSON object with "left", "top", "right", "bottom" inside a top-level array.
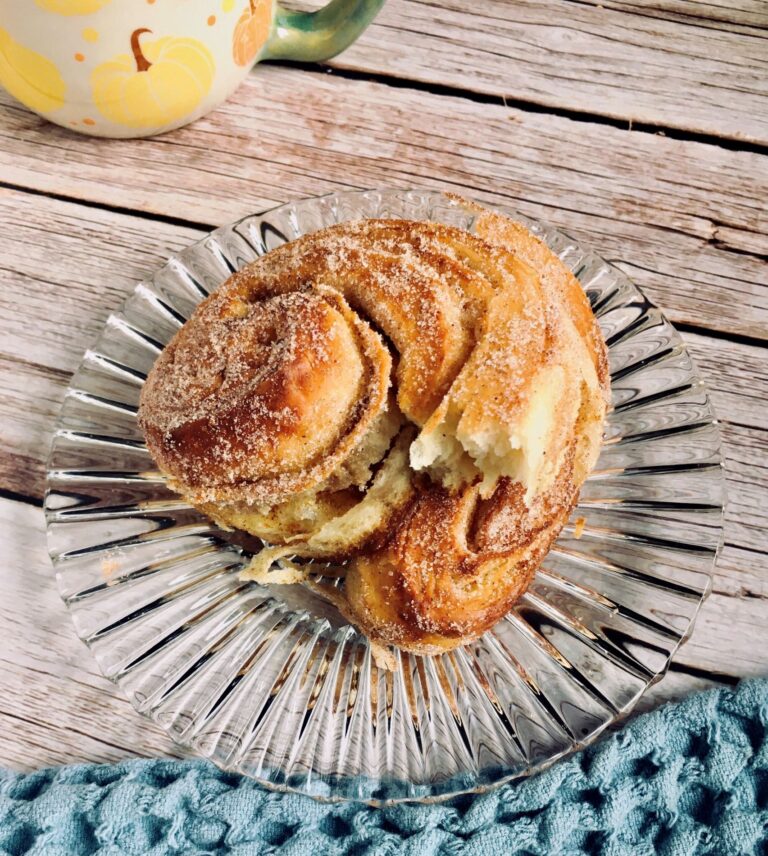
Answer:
[
  {"left": 1, "top": 1, "right": 764, "bottom": 773},
  {"left": 278, "top": 61, "right": 768, "bottom": 158},
  {"left": 0, "top": 185, "right": 761, "bottom": 359}
]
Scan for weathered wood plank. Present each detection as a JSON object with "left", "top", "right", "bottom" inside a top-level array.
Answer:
[
  {"left": 0, "top": 189, "right": 202, "bottom": 374},
  {"left": 720, "top": 423, "right": 768, "bottom": 548},
  {"left": 1, "top": 69, "right": 766, "bottom": 339},
  {"left": 0, "top": 0, "right": 763, "bottom": 778},
  {"left": 0, "top": 496, "right": 747, "bottom": 771},
  {"left": 0, "top": 356, "right": 61, "bottom": 501},
  {"left": 685, "top": 332, "right": 768, "bottom": 433},
  {"left": 632, "top": 670, "right": 727, "bottom": 718},
  {"left": 0, "top": 710, "right": 182, "bottom": 772},
  {"left": 0, "top": 496, "right": 190, "bottom": 771},
  {"left": 578, "top": 0, "right": 768, "bottom": 32},
  {"left": 318, "top": 0, "right": 768, "bottom": 143},
  {"left": 716, "top": 544, "right": 768, "bottom": 600}
]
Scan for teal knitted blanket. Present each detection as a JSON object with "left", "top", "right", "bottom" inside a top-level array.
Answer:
[{"left": 1, "top": 680, "right": 766, "bottom": 855}]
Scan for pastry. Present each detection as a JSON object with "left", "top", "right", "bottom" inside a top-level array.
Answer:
[{"left": 138, "top": 199, "right": 609, "bottom": 656}]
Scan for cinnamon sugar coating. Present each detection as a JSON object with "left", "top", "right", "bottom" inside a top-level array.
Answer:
[{"left": 138, "top": 205, "right": 609, "bottom": 655}]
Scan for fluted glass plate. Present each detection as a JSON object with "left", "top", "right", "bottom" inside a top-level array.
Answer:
[{"left": 45, "top": 190, "right": 724, "bottom": 803}]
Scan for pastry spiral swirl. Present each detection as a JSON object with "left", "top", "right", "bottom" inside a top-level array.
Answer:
[{"left": 139, "top": 201, "right": 609, "bottom": 655}]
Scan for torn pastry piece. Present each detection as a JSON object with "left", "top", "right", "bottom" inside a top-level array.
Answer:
[
  {"left": 138, "top": 204, "right": 609, "bottom": 657},
  {"left": 245, "top": 429, "right": 415, "bottom": 581}
]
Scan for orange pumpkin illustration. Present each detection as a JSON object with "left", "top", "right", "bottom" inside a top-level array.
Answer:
[{"left": 232, "top": 0, "right": 271, "bottom": 67}]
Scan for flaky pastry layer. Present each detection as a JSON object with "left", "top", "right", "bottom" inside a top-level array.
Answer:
[{"left": 138, "top": 201, "right": 609, "bottom": 656}]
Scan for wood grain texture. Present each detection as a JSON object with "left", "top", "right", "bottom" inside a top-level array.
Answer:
[
  {"left": 316, "top": 0, "right": 768, "bottom": 143},
  {"left": 0, "top": 495, "right": 741, "bottom": 771},
  {"left": 0, "top": 496, "right": 190, "bottom": 771},
  {"left": 0, "top": 188, "right": 765, "bottom": 439},
  {"left": 2, "top": 364, "right": 761, "bottom": 601},
  {"left": 568, "top": 0, "right": 768, "bottom": 32},
  {"left": 1, "top": 68, "right": 766, "bottom": 339}
]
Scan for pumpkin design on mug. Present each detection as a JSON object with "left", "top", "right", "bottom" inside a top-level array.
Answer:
[
  {"left": 232, "top": 0, "right": 272, "bottom": 67},
  {"left": 0, "top": 28, "right": 66, "bottom": 113},
  {"left": 91, "top": 28, "right": 215, "bottom": 130},
  {"left": 35, "top": 0, "right": 112, "bottom": 14}
]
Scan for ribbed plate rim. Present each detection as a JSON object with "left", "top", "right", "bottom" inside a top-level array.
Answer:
[{"left": 43, "top": 188, "right": 726, "bottom": 805}]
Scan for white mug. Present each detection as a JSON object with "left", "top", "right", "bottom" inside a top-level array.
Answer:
[{"left": 0, "top": 0, "right": 384, "bottom": 138}]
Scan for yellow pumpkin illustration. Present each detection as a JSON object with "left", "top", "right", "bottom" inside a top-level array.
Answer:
[
  {"left": 35, "top": 0, "right": 112, "bottom": 14},
  {"left": 0, "top": 28, "right": 66, "bottom": 113},
  {"left": 232, "top": 0, "right": 271, "bottom": 67},
  {"left": 91, "top": 29, "right": 215, "bottom": 129}
]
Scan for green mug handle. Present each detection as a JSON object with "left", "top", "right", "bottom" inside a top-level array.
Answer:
[{"left": 262, "top": 0, "right": 386, "bottom": 63}]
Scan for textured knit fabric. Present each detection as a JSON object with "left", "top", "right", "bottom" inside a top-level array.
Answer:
[{"left": 1, "top": 680, "right": 767, "bottom": 856}]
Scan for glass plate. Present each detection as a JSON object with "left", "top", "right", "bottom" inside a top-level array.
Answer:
[{"left": 44, "top": 190, "right": 724, "bottom": 803}]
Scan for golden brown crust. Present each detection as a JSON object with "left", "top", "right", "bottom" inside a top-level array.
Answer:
[
  {"left": 139, "top": 285, "right": 392, "bottom": 507},
  {"left": 467, "top": 205, "right": 610, "bottom": 397},
  {"left": 138, "top": 204, "right": 609, "bottom": 657}
]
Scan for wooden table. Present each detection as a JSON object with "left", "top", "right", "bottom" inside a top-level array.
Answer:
[{"left": 0, "top": 0, "right": 766, "bottom": 771}]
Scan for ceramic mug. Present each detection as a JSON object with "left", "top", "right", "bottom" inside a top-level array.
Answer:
[{"left": 0, "top": 0, "right": 384, "bottom": 138}]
